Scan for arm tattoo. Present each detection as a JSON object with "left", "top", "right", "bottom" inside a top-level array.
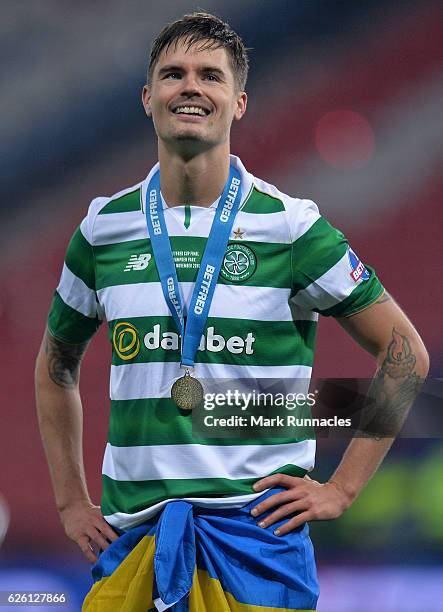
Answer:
[
  {"left": 45, "top": 332, "right": 89, "bottom": 389},
  {"left": 359, "top": 328, "right": 426, "bottom": 439}
]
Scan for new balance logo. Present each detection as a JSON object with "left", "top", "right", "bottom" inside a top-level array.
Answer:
[{"left": 124, "top": 253, "right": 151, "bottom": 272}]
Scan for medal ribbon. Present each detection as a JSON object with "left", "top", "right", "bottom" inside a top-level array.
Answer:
[{"left": 145, "top": 165, "right": 242, "bottom": 368}]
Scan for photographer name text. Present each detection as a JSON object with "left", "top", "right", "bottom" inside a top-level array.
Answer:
[{"left": 203, "top": 414, "right": 351, "bottom": 428}]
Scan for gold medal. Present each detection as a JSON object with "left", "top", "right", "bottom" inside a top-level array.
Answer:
[{"left": 171, "top": 369, "right": 204, "bottom": 411}]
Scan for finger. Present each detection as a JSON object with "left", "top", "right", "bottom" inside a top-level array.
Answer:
[
  {"left": 251, "top": 490, "right": 299, "bottom": 517},
  {"left": 95, "top": 519, "right": 119, "bottom": 542},
  {"left": 253, "top": 473, "right": 292, "bottom": 491},
  {"left": 253, "top": 473, "right": 303, "bottom": 492},
  {"left": 78, "top": 536, "right": 98, "bottom": 564},
  {"left": 87, "top": 528, "right": 110, "bottom": 552},
  {"left": 273, "top": 511, "right": 311, "bottom": 536},
  {"left": 256, "top": 500, "right": 307, "bottom": 528}
]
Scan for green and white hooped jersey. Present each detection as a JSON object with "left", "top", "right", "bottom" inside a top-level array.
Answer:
[{"left": 47, "top": 155, "right": 384, "bottom": 530}]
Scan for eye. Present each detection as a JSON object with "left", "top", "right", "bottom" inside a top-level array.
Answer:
[
  {"left": 204, "top": 73, "right": 219, "bottom": 82},
  {"left": 164, "top": 72, "right": 181, "bottom": 80}
]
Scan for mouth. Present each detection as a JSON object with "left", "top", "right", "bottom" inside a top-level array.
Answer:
[{"left": 171, "top": 104, "right": 211, "bottom": 118}]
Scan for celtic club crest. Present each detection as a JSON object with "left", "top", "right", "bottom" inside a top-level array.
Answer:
[{"left": 220, "top": 243, "right": 257, "bottom": 283}]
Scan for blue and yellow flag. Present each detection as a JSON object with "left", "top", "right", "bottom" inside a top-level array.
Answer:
[{"left": 83, "top": 488, "right": 319, "bottom": 611}]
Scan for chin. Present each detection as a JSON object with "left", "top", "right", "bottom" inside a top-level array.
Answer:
[
  {"left": 165, "top": 132, "right": 217, "bottom": 154},
  {"left": 173, "top": 126, "right": 207, "bottom": 140}
]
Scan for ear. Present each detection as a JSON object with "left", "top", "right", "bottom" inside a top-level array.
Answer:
[
  {"left": 142, "top": 85, "right": 152, "bottom": 117},
  {"left": 234, "top": 91, "right": 247, "bottom": 121}
]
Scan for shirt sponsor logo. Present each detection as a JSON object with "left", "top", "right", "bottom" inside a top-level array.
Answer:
[
  {"left": 144, "top": 324, "right": 255, "bottom": 355},
  {"left": 113, "top": 322, "right": 140, "bottom": 360},
  {"left": 347, "top": 247, "right": 370, "bottom": 282},
  {"left": 220, "top": 243, "right": 257, "bottom": 283},
  {"left": 124, "top": 253, "right": 151, "bottom": 272}
]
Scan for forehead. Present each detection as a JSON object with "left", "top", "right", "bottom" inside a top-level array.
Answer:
[{"left": 153, "top": 38, "right": 232, "bottom": 76}]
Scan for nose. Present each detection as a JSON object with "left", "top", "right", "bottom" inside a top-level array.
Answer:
[{"left": 179, "top": 72, "right": 203, "bottom": 97}]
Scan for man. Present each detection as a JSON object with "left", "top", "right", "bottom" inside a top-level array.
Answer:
[{"left": 35, "top": 12, "right": 429, "bottom": 612}]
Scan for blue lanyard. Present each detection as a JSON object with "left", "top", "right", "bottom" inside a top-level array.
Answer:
[{"left": 145, "top": 165, "right": 242, "bottom": 368}]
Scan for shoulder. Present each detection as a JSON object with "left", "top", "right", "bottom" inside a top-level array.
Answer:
[
  {"left": 80, "top": 181, "right": 143, "bottom": 246},
  {"left": 244, "top": 174, "right": 321, "bottom": 242}
]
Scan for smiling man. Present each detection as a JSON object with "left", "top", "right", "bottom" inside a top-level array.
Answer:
[{"left": 35, "top": 12, "right": 428, "bottom": 612}]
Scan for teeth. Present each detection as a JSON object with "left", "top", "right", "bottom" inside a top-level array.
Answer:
[{"left": 174, "top": 106, "right": 207, "bottom": 116}]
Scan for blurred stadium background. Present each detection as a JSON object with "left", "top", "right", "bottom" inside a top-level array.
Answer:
[{"left": 1, "top": 0, "right": 442, "bottom": 610}]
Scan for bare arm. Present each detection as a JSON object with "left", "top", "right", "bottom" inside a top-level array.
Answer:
[
  {"left": 251, "top": 292, "right": 429, "bottom": 534},
  {"left": 327, "top": 292, "right": 429, "bottom": 500},
  {"left": 35, "top": 329, "right": 118, "bottom": 562},
  {"left": 35, "top": 329, "right": 89, "bottom": 509}
]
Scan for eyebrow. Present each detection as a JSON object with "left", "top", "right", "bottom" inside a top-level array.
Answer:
[{"left": 157, "top": 64, "right": 226, "bottom": 78}]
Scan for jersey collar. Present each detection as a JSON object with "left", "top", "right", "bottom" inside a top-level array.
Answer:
[{"left": 140, "top": 154, "right": 253, "bottom": 214}]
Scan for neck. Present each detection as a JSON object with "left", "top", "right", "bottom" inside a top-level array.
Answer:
[{"left": 158, "top": 141, "right": 230, "bottom": 207}]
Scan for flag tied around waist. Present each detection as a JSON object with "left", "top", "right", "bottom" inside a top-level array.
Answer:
[{"left": 82, "top": 488, "right": 319, "bottom": 611}]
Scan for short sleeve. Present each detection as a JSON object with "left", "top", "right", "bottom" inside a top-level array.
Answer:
[
  {"left": 47, "top": 219, "right": 103, "bottom": 343},
  {"left": 290, "top": 215, "right": 384, "bottom": 318}
]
